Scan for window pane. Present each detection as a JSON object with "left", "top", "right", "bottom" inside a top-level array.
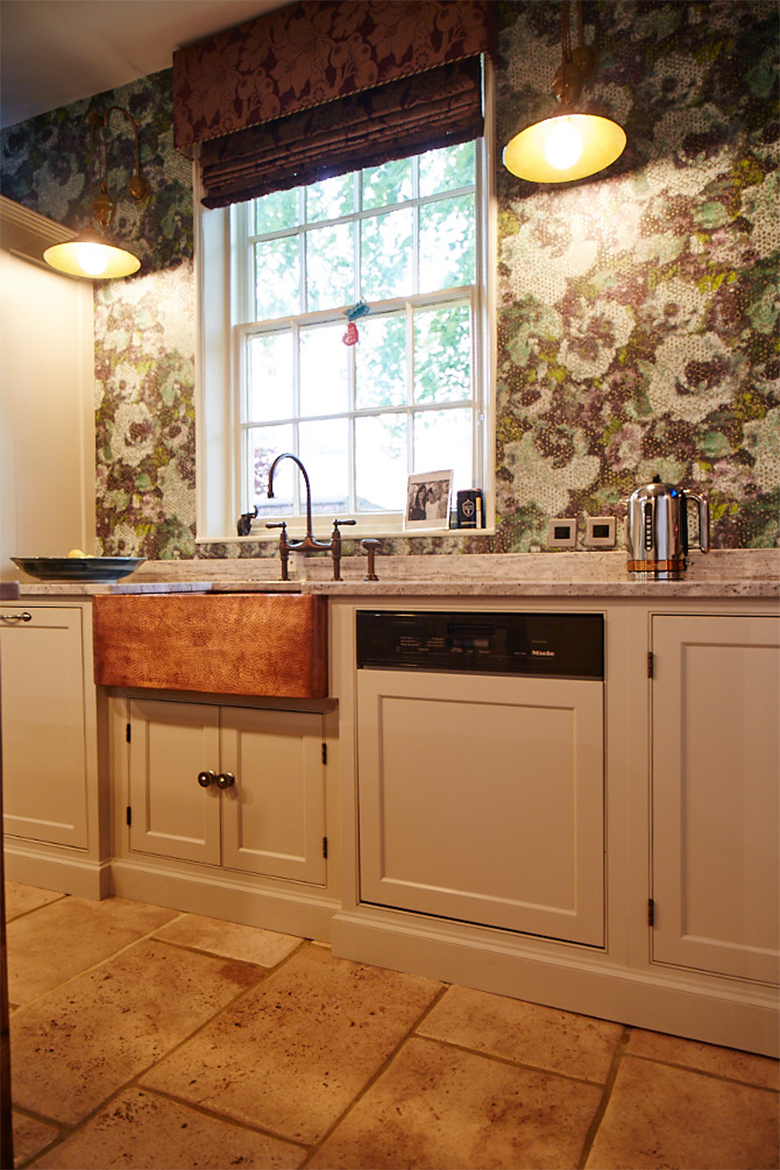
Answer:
[
  {"left": 247, "top": 332, "right": 293, "bottom": 421},
  {"left": 298, "top": 418, "right": 349, "bottom": 513},
  {"left": 306, "top": 174, "right": 354, "bottom": 222},
  {"left": 419, "top": 142, "right": 475, "bottom": 197},
  {"left": 361, "top": 208, "right": 413, "bottom": 301},
  {"left": 249, "top": 424, "right": 295, "bottom": 510},
  {"left": 255, "top": 190, "right": 299, "bottom": 234},
  {"left": 414, "top": 303, "right": 472, "bottom": 404},
  {"left": 414, "top": 407, "right": 472, "bottom": 491},
  {"left": 255, "top": 237, "right": 300, "bottom": 318},
  {"left": 355, "top": 414, "right": 408, "bottom": 511},
  {"left": 306, "top": 222, "right": 354, "bottom": 313},
  {"left": 300, "top": 323, "right": 349, "bottom": 417},
  {"left": 362, "top": 158, "right": 413, "bottom": 210},
  {"left": 355, "top": 314, "right": 407, "bottom": 410},
  {"left": 419, "top": 196, "right": 475, "bottom": 291}
]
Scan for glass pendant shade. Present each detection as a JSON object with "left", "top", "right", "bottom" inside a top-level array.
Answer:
[
  {"left": 503, "top": 112, "right": 626, "bottom": 183},
  {"left": 43, "top": 227, "right": 141, "bottom": 279}
]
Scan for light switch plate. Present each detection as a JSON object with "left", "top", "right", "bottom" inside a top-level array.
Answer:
[
  {"left": 585, "top": 516, "right": 617, "bottom": 548},
  {"left": 547, "top": 518, "right": 577, "bottom": 548}
]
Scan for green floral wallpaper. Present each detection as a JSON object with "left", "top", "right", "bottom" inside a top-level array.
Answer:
[{"left": 2, "top": 0, "right": 778, "bottom": 559}]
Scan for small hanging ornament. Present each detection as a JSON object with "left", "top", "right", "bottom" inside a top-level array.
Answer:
[{"left": 342, "top": 300, "right": 370, "bottom": 346}]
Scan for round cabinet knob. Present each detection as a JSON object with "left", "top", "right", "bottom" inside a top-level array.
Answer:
[
  {"left": 197, "top": 770, "right": 216, "bottom": 788},
  {"left": 216, "top": 771, "right": 235, "bottom": 790}
]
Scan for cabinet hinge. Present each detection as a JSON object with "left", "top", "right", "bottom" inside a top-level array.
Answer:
[
  {"left": 322, "top": 836, "right": 328, "bottom": 859},
  {"left": 126, "top": 722, "right": 131, "bottom": 743},
  {"left": 647, "top": 651, "right": 654, "bottom": 679},
  {"left": 126, "top": 806, "right": 132, "bottom": 827},
  {"left": 321, "top": 743, "right": 327, "bottom": 765},
  {"left": 648, "top": 898, "right": 655, "bottom": 927}
]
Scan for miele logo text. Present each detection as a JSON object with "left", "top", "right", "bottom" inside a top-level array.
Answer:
[{"left": 531, "top": 649, "right": 555, "bottom": 657}]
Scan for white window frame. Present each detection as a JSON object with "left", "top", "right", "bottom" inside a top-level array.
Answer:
[{"left": 195, "top": 63, "right": 495, "bottom": 544}]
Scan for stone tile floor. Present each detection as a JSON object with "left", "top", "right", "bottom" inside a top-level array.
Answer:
[{"left": 5, "top": 882, "right": 779, "bottom": 1169}]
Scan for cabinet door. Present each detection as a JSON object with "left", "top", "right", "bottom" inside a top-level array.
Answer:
[
  {"left": 0, "top": 606, "right": 88, "bottom": 848},
  {"left": 220, "top": 708, "right": 326, "bottom": 885},
  {"left": 128, "top": 699, "right": 221, "bottom": 865},
  {"left": 357, "top": 669, "right": 604, "bottom": 946},
  {"left": 652, "top": 616, "right": 780, "bottom": 984}
]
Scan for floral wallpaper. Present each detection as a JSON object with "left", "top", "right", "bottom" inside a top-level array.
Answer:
[
  {"left": 494, "top": 0, "right": 779, "bottom": 551},
  {"left": 1, "top": 0, "right": 778, "bottom": 560}
]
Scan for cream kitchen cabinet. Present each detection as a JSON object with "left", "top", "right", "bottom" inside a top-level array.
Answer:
[
  {"left": 127, "top": 697, "right": 327, "bottom": 886},
  {"left": 0, "top": 600, "right": 108, "bottom": 897},
  {"left": 650, "top": 614, "right": 780, "bottom": 986},
  {"left": 1, "top": 604, "right": 89, "bottom": 848}
]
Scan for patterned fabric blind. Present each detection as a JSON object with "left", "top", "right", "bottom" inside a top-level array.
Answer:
[{"left": 173, "top": 0, "right": 496, "bottom": 206}]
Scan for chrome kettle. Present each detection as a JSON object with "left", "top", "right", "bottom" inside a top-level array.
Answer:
[{"left": 626, "top": 476, "right": 709, "bottom": 579}]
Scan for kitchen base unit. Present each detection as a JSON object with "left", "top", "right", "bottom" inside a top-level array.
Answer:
[
  {"left": 0, "top": 601, "right": 110, "bottom": 898},
  {"left": 328, "top": 596, "right": 780, "bottom": 1058},
  {"left": 108, "top": 690, "right": 341, "bottom": 941}
]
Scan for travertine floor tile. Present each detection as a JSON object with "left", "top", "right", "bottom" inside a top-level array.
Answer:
[
  {"left": 418, "top": 985, "right": 624, "bottom": 1082},
  {"left": 10, "top": 938, "right": 262, "bottom": 1126},
  {"left": 627, "top": 1027, "right": 780, "bottom": 1089},
  {"left": 310, "top": 1035, "right": 603, "bottom": 1169},
  {"left": 30, "top": 1087, "right": 306, "bottom": 1169},
  {"left": 11, "top": 1110, "right": 60, "bottom": 1168},
  {"left": 141, "top": 943, "right": 442, "bottom": 1145},
  {"left": 7, "top": 895, "right": 178, "bottom": 1005},
  {"left": 4, "top": 881, "right": 64, "bottom": 921},
  {"left": 585, "top": 1055, "right": 780, "bottom": 1169},
  {"left": 153, "top": 912, "right": 301, "bottom": 967}
]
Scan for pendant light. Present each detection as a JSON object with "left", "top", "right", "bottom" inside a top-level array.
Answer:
[
  {"left": 44, "top": 107, "right": 149, "bottom": 279},
  {"left": 503, "top": 0, "right": 626, "bottom": 184}
]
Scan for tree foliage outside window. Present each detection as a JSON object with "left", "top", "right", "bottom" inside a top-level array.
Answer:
[{"left": 232, "top": 141, "right": 486, "bottom": 527}]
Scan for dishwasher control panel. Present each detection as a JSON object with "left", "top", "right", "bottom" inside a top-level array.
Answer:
[{"left": 356, "top": 611, "right": 604, "bottom": 679}]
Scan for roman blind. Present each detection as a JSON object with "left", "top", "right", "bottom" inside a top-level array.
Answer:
[{"left": 173, "top": 0, "right": 496, "bottom": 208}]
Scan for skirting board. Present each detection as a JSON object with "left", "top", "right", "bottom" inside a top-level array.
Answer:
[
  {"left": 4, "top": 844, "right": 111, "bottom": 900},
  {"left": 331, "top": 910, "right": 779, "bottom": 1058},
  {"left": 110, "top": 858, "right": 338, "bottom": 942}
]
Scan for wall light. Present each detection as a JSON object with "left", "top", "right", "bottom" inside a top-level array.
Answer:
[
  {"left": 44, "top": 107, "right": 149, "bottom": 279},
  {"left": 503, "top": 0, "right": 626, "bottom": 184}
]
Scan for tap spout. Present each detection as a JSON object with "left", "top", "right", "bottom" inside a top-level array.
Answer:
[{"left": 266, "top": 453, "right": 330, "bottom": 550}]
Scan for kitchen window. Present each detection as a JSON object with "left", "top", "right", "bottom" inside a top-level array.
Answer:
[{"left": 196, "top": 125, "right": 494, "bottom": 542}]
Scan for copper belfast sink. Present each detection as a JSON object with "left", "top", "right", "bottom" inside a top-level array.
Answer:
[{"left": 92, "top": 593, "right": 328, "bottom": 698}]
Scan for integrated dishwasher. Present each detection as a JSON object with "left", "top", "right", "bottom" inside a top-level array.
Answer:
[{"left": 355, "top": 610, "right": 606, "bottom": 946}]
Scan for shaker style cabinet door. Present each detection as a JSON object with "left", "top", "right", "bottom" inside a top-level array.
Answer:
[
  {"left": 357, "top": 669, "right": 605, "bottom": 946},
  {"left": 220, "top": 707, "right": 326, "bottom": 885},
  {"left": 0, "top": 606, "right": 89, "bottom": 848},
  {"left": 128, "top": 698, "right": 221, "bottom": 865},
  {"left": 651, "top": 615, "right": 780, "bottom": 985}
]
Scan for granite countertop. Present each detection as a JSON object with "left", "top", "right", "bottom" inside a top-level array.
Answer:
[{"left": 8, "top": 549, "right": 779, "bottom": 600}]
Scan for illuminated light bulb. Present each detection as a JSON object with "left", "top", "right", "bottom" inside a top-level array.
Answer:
[
  {"left": 544, "top": 118, "right": 583, "bottom": 170},
  {"left": 75, "top": 242, "right": 110, "bottom": 277}
]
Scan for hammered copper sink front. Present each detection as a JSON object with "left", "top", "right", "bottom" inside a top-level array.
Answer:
[{"left": 92, "top": 593, "right": 328, "bottom": 698}]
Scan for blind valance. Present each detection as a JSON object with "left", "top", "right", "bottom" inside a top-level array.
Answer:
[
  {"left": 173, "top": 0, "right": 496, "bottom": 207},
  {"left": 199, "top": 56, "right": 483, "bottom": 208}
]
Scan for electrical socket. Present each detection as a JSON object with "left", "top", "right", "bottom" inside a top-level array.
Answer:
[
  {"left": 585, "top": 516, "right": 617, "bottom": 548},
  {"left": 547, "top": 518, "right": 577, "bottom": 549}
]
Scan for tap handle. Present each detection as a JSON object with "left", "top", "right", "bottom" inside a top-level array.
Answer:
[
  {"left": 265, "top": 521, "right": 289, "bottom": 581},
  {"left": 332, "top": 518, "right": 357, "bottom": 529},
  {"left": 361, "top": 538, "right": 381, "bottom": 581}
]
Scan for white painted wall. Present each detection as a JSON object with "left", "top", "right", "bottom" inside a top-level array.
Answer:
[{"left": 0, "top": 199, "right": 95, "bottom": 576}]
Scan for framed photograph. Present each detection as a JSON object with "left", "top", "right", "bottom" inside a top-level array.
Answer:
[{"left": 404, "top": 470, "right": 454, "bottom": 531}]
